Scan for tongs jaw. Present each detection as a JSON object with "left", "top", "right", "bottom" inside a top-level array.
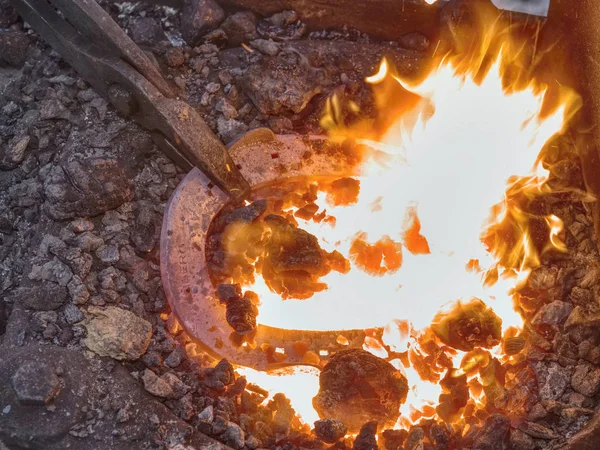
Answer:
[{"left": 10, "top": 0, "right": 250, "bottom": 200}]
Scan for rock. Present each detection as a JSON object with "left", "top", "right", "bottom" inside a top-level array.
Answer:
[
  {"left": 142, "top": 369, "right": 175, "bottom": 398},
  {"left": 17, "top": 281, "right": 67, "bottom": 311},
  {"left": 242, "top": 49, "right": 324, "bottom": 115},
  {"left": 216, "top": 98, "right": 238, "bottom": 120},
  {"left": 161, "top": 372, "right": 189, "bottom": 399},
  {"left": 165, "top": 47, "right": 186, "bottom": 67},
  {"left": 221, "top": 12, "right": 258, "bottom": 46},
  {"left": 11, "top": 361, "right": 61, "bottom": 406},
  {"left": 531, "top": 300, "right": 573, "bottom": 326},
  {"left": 221, "top": 421, "right": 245, "bottom": 449},
  {"left": 249, "top": 39, "right": 280, "bottom": 56},
  {"left": 181, "top": 0, "right": 225, "bottom": 46},
  {"left": 131, "top": 201, "right": 158, "bottom": 252},
  {"left": 67, "top": 276, "right": 90, "bottom": 305},
  {"left": 352, "top": 421, "right": 377, "bottom": 450},
  {"left": 509, "top": 429, "right": 535, "bottom": 450},
  {"left": 43, "top": 153, "right": 133, "bottom": 220},
  {"left": 473, "top": 414, "right": 510, "bottom": 450},
  {"left": 571, "top": 361, "right": 600, "bottom": 396},
  {"left": 63, "top": 304, "right": 83, "bottom": 325},
  {"left": 217, "top": 117, "right": 248, "bottom": 144},
  {"left": 0, "top": 30, "right": 30, "bottom": 68},
  {"left": 0, "top": 135, "right": 30, "bottom": 170},
  {"left": 40, "top": 98, "right": 70, "bottom": 121},
  {"left": 165, "top": 346, "right": 186, "bottom": 368},
  {"left": 517, "top": 421, "right": 557, "bottom": 440},
  {"left": 225, "top": 296, "right": 258, "bottom": 334},
  {"left": 314, "top": 418, "right": 347, "bottom": 443},
  {"left": 534, "top": 361, "right": 570, "bottom": 401},
  {"left": 565, "top": 411, "right": 600, "bottom": 450},
  {"left": 130, "top": 17, "right": 166, "bottom": 46},
  {"left": 83, "top": 306, "right": 152, "bottom": 360},
  {"left": 313, "top": 349, "right": 408, "bottom": 432},
  {"left": 382, "top": 429, "right": 408, "bottom": 450},
  {"left": 203, "top": 359, "right": 235, "bottom": 391},
  {"left": 95, "top": 244, "right": 120, "bottom": 265},
  {"left": 267, "top": 10, "right": 298, "bottom": 28},
  {"left": 0, "top": 0, "right": 18, "bottom": 28}
]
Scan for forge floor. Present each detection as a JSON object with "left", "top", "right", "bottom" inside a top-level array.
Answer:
[{"left": 1, "top": 1, "right": 600, "bottom": 449}]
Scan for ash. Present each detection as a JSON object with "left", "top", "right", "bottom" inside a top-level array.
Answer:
[{"left": 0, "top": 0, "right": 599, "bottom": 449}]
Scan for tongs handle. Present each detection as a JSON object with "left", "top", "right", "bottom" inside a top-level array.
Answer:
[{"left": 10, "top": 0, "right": 250, "bottom": 199}]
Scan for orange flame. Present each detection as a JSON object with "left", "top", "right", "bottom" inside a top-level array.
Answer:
[{"left": 233, "top": 1, "right": 581, "bottom": 427}]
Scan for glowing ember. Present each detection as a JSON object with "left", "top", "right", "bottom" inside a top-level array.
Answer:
[{"left": 207, "top": 3, "right": 581, "bottom": 429}]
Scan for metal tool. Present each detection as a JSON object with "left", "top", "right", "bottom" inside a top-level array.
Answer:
[{"left": 9, "top": 0, "right": 250, "bottom": 200}]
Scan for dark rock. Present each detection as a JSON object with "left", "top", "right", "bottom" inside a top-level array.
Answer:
[
  {"left": 181, "top": 0, "right": 225, "bottom": 46},
  {"left": 242, "top": 49, "right": 325, "bottom": 115},
  {"left": 532, "top": 300, "right": 573, "bottom": 326},
  {"left": 165, "top": 47, "right": 186, "bottom": 67},
  {"left": 43, "top": 153, "right": 133, "bottom": 220},
  {"left": 405, "top": 427, "right": 424, "bottom": 450},
  {"left": 11, "top": 361, "right": 61, "bottom": 406},
  {"left": 571, "top": 361, "right": 600, "bottom": 396},
  {"left": 216, "top": 283, "right": 242, "bottom": 304},
  {"left": 17, "top": 282, "right": 67, "bottom": 311},
  {"left": 249, "top": 39, "right": 280, "bottom": 56},
  {"left": 221, "top": 12, "right": 258, "bottom": 47},
  {"left": 313, "top": 349, "right": 408, "bottom": 432},
  {"left": 63, "top": 304, "right": 83, "bottom": 325},
  {"left": 473, "top": 414, "right": 510, "bottom": 450},
  {"left": 430, "top": 423, "right": 451, "bottom": 450},
  {"left": 534, "top": 361, "right": 570, "bottom": 401},
  {"left": 509, "top": 429, "right": 535, "bottom": 450},
  {"left": 382, "top": 429, "right": 407, "bottom": 450},
  {"left": 517, "top": 421, "right": 557, "bottom": 440},
  {"left": 565, "top": 411, "right": 600, "bottom": 450},
  {"left": 142, "top": 369, "right": 175, "bottom": 398},
  {"left": 0, "top": 216, "right": 12, "bottom": 234},
  {"left": 130, "top": 17, "right": 166, "bottom": 46},
  {"left": 221, "top": 421, "right": 245, "bottom": 449},
  {"left": 314, "top": 418, "right": 347, "bottom": 443},
  {"left": 165, "top": 346, "right": 187, "bottom": 368},
  {"left": 0, "top": 135, "right": 30, "bottom": 170},
  {"left": 0, "top": 0, "right": 18, "bottom": 28},
  {"left": 222, "top": 200, "right": 268, "bottom": 227},
  {"left": 225, "top": 296, "right": 258, "bottom": 334},
  {"left": 40, "top": 98, "right": 70, "bottom": 121},
  {"left": 203, "top": 358, "right": 235, "bottom": 391},
  {"left": 352, "top": 421, "right": 378, "bottom": 450},
  {"left": 0, "top": 30, "right": 30, "bottom": 68},
  {"left": 95, "top": 244, "right": 120, "bottom": 265},
  {"left": 131, "top": 201, "right": 158, "bottom": 253}
]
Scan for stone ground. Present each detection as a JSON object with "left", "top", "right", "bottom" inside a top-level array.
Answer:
[{"left": 0, "top": 0, "right": 600, "bottom": 449}]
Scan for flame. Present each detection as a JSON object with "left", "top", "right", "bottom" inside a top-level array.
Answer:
[{"left": 223, "top": 2, "right": 581, "bottom": 428}]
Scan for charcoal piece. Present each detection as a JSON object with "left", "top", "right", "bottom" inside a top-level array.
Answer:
[
  {"left": 431, "top": 298, "right": 502, "bottom": 351},
  {"left": 217, "top": 283, "right": 242, "bottom": 304},
  {"left": 314, "top": 418, "right": 347, "bottom": 443},
  {"left": 324, "top": 177, "right": 361, "bottom": 206},
  {"left": 225, "top": 297, "right": 258, "bottom": 334},
  {"left": 221, "top": 11, "right": 258, "bottom": 47},
  {"left": 130, "top": 17, "right": 166, "bottom": 46},
  {"left": 313, "top": 349, "right": 408, "bottom": 432},
  {"left": 405, "top": 427, "right": 424, "bottom": 450},
  {"left": 352, "top": 421, "right": 378, "bottom": 450}
]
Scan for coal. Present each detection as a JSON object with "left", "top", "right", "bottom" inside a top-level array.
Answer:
[
  {"left": 225, "top": 295, "right": 258, "bottom": 334},
  {"left": 204, "top": 359, "right": 235, "bottom": 391},
  {"left": 382, "top": 429, "right": 407, "bottom": 450},
  {"left": 221, "top": 12, "right": 258, "bottom": 47},
  {"left": 217, "top": 283, "right": 242, "bottom": 304},
  {"left": 314, "top": 418, "right": 347, "bottom": 443},
  {"left": 352, "top": 421, "right": 378, "bottom": 450},
  {"left": 181, "top": 0, "right": 225, "bottom": 46},
  {"left": 431, "top": 298, "right": 502, "bottom": 351},
  {"left": 313, "top": 349, "right": 408, "bottom": 432},
  {"left": 472, "top": 414, "right": 510, "bottom": 450}
]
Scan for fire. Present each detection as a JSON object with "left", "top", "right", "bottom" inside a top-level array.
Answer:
[{"left": 210, "top": 3, "right": 581, "bottom": 430}]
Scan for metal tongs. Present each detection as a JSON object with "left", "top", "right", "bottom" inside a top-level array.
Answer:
[{"left": 9, "top": 0, "right": 250, "bottom": 200}]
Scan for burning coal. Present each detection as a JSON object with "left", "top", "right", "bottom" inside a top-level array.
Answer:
[{"left": 205, "top": 1, "right": 581, "bottom": 433}]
